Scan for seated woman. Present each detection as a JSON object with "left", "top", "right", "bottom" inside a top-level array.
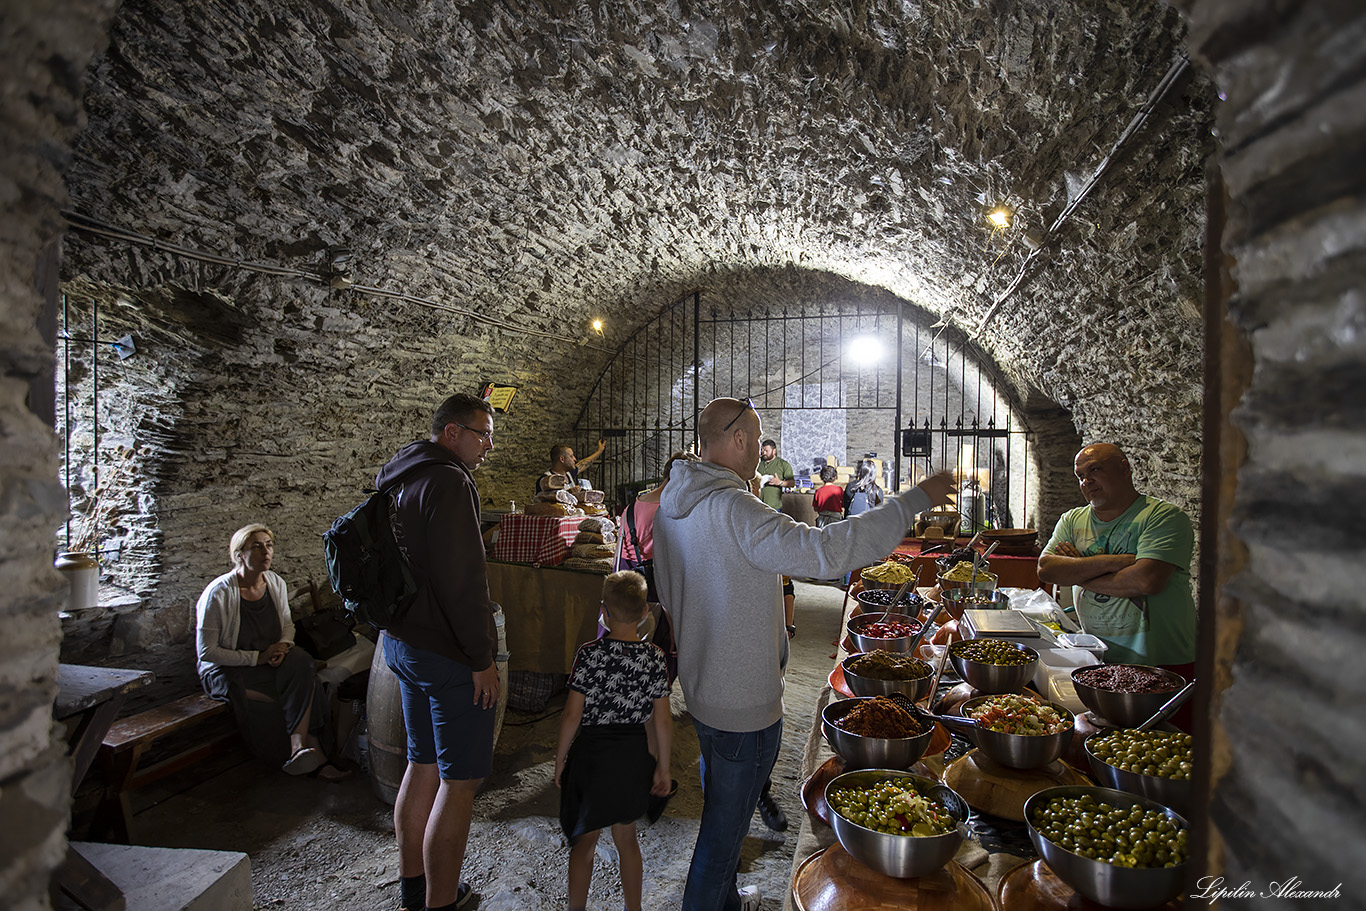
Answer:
[{"left": 195, "top": 524, "right": 347, "bottom": 779}]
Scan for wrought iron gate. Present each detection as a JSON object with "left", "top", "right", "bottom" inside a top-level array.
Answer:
[{"left": 572, "top": 292, "right": 1033, "bottom": 528}]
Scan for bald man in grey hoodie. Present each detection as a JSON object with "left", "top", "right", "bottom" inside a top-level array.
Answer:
[{"left": 654, "top": 397, "right": 954, "bottom": 911}]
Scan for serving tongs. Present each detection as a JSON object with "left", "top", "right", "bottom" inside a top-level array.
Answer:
[
  {"left": 1136, "top": 679, "right": 1197, "bottom": 731},
  {"left": 871, "top": 566, "right": 921, "bottom": 626},
  {"left": 969, "top": 540, "right": 1000, "bottom": 588}
]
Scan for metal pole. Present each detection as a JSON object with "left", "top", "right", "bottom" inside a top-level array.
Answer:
[
  {"left": 692, "top": 291, "right": 700, "bottom": 450},
  {"left": 894, "top": 300, "right": 903, "bottom": 492}
]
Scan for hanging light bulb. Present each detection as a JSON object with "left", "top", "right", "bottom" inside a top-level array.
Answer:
[
  {"left": 591, "top": 318, "right": 604, "bottom": 336},
  {"left": 847, "top": 335, "right": 884, "bottom": 365},
  {"left": 988, "top": 207, "right": 1011, "bottom": 229}
]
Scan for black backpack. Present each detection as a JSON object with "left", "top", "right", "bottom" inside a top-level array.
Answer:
[{"left": 323, "top": 470, "right": 422, "bottom": 629}]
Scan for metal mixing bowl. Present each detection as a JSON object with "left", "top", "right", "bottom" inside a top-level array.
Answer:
[
  {"left": 821, "top": 696, "right": 935, "bottom": 770},
  {"left": 855, "top": 587, "right": 924, "bottom": 614},
  {"left": 954, "top": 694, "right": 1074, "bottom": 769},
  {"left": 948, "top": 640, "right": 1038, "bottom": 694},
  {"left": 938, "top": 570, "right": 999, "bottom": 593},
  {"left": 940, "top": 587, "right": 1010, "bottom": 620},
  {"left": 842, "top": 653, "right": 934, "bottom": 701},
  {"left": 825, "top": 769, "right": 967, "bottom": 879},
  {"left": 1024, "top": 785, "right": 1189, "bottom": 909},
  {"left": 847, "top": 613, "right": 923, "bottom": 654},
  {"left": 1083, "top": 730, "right": 1193, "bottom": 818},
  {"left": 1070, "top": 664, "right": 1186, "bottom": 727}
]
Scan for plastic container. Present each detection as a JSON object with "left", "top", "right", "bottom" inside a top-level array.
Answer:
[{"left": 1058, "top": 633, "right": 1108, "bottom": 653}]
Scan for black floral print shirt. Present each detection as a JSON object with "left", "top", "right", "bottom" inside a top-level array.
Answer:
[{"left": 568, "top": 637, "right": 670, "bottom": 726}]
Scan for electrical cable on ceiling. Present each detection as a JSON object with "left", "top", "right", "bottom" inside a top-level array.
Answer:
[
  {"left": 60, "top": 210, "right": 622, "bottom": 354},
  {"left": 975, "top": 52, "right": 1192, "bottom": 333}
]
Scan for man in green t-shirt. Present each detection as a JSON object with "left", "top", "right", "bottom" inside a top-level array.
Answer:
[
  {"left": 1037, "top": 443, "right": 1196, "bottom": 669},
  {"left": 756, "top": 439, "right": 794, "bottom": 511}
]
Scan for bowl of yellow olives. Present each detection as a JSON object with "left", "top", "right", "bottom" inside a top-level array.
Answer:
[
  {"left": 1084, "top": 727, "right": 1193, "bottom": 818},
  {"left": 1025, "top": 786, "right": 1189, "bottom": 909},
  {"left": 825, "top": 769, "right": 967, "bottom": 878}
]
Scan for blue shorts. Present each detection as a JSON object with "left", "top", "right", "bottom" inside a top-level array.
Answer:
[{"left": 383, "top": 635, "right": 495, "bottom": 781}]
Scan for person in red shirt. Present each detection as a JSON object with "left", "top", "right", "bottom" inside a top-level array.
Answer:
[{"left": 812, "top": 464, "right": 844, "bottom": 525}]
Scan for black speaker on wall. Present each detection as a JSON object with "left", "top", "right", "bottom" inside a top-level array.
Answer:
[{"left": 901, "top": 428, "right": 932, "bottom": 458}]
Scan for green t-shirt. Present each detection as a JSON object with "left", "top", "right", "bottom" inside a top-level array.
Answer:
[
  {"left": 1044, "top": 495, "right": 1196, "bottom": 665},
  {"left": 756, "top": 457, "right": 794, "bottom": 510}
]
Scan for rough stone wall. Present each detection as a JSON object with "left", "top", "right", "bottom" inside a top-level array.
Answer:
[
  {"left": 1181, "top": 0, "right": 1366, "bottom": 899},
  {"left": 0, "top": 0, "right": 1226, "bottom": 897},
  {"left": 0, "top": 2, "right": 121, "bottom": 907}
]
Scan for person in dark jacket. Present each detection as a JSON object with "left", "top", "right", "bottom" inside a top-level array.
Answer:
[{"left": 379, "top": 393, "right": 499, "bottom": 911}]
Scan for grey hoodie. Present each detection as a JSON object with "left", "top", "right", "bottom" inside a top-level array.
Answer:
[{"left": 654, "top": 460, "right": 931, "bottom": 732}]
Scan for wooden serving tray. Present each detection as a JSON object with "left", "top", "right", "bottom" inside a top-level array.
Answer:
[
  {"left": 997, "top": 858, "right": 1183, "bottom": 910},
  {"left": 942, "top": 751, "right": 1091, "bottom": 822},
  {"left": 793, "top": 847, "right": 995, "bottom": 911}
]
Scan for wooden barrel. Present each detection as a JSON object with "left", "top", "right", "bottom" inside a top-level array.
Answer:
[
  {"left": 366, "top": 633, "right": 407, "bottom": 805},
  {"left": 367, "top": 618, "right": 512, "bottom": 806}
]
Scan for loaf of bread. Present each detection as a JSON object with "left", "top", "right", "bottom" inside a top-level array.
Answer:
[
  {"left": 573, "top": 530, "right": 616, "bottom": 545},
  {"left": 524, "top": 501, "right": 570, "bottom": 516},
  {"left": 563, "top": 557, "right": 614, "bottom": 574},
  {"left": 579, "top": 517, "right": 616, "bottom": 535},
  {"left": 572, "top": 543, "right": 616, "bottom": 560},
  {"left": 536, "top": 488, "right": 577, "bottom": 505}
]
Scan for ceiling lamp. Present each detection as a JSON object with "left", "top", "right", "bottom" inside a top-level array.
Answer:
[{"left": 847, "top": 335, "right": 884, "bottom": 366}]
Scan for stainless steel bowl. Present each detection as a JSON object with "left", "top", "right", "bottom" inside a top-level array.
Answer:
[
  {"left": 825, "top": 769, "right": 967, "bottom": 878},
  {"left": 939, "top": 587, "right": 1010, "bottom": 620},
  {"left": 842, "top": 653, "right": 934, "bottom": 701},
  {"left": 1083, "top": 730, "right": 1193, "bottom": 818},
  {"left": 948, "top": 641, "right": 1038, "bottom": 694},
  {"left": 953, "top": 694, "right": 1074, "bottom": 769},
  {"left": 938, "top": 570, "right": 999, "bottom": 593},
  {"left": 1070, "top": 664, "right": 1186, "bottom": 727},
  {"left": 847, "top": 613, "right": 923, "bottom": 654},
  {"left": 855, "top": 587, "right": 925, "bottom": 614},
  {"left": 821, "top": 696, "right": 935, "bottom": 770},
  {"left": 1024, "top": 785, "right": 1189, "bottom": 909}
]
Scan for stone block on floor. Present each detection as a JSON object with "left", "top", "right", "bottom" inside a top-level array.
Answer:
[{"left": 70, "top": 843, "right": 251, "bottom": 911}]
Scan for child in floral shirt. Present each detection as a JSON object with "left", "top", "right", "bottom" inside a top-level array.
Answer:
[{"left": 556, "top": 571, "right": 673, "bottom": 911}]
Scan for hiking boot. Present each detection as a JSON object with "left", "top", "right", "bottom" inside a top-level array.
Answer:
[{"left": 757, "top": 789, "right": 788, "bottom": 832}]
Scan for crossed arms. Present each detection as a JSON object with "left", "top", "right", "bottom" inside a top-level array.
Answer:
[{"left": 1037, "top": 541, "right": 1176, "bottom": 600}]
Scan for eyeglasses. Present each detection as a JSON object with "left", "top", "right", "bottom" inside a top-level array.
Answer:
[
  {"left": 454, "top": 421, "right": 494, "bottom": 444},
  {"left": 721, "top": 397, "right": 755, "bottom": 433}
]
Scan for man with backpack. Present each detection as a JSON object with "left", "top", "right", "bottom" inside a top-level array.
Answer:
[{"left": 377, "top": 393, "right": 499, "bottom": 911}]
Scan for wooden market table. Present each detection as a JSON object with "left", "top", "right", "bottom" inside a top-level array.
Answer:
[{"left": 487, "top": 561, "right": 604, "bottom": 674}]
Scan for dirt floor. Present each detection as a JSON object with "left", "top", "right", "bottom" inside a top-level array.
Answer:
[{"left": 124, "top": 581, "right": 849, "bottom": 910}]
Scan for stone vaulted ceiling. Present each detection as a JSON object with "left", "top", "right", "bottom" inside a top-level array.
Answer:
[{"left": 65, "top": 0, "right": 1210, "bottom": 401}]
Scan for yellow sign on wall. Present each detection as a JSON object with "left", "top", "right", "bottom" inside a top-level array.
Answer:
[{"left": 482, "top": 383, "right": 518, "bottom": 413}]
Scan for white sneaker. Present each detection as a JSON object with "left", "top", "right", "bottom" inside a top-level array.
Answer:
[{"left": 738, "top": 884, "right": 762, "bottom": 910}]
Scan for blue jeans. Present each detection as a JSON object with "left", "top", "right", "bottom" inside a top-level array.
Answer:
[{"left": 683, "top": 718, "right": 783, "bottom": 911}]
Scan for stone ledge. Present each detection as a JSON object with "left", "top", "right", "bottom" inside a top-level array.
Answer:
[{"left": 69, "top": 843, "right": 251, "bottom": 911}]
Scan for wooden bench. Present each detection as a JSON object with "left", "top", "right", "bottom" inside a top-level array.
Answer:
[{"left": 93, "top": 693, "right": 239, "bottom": 843}]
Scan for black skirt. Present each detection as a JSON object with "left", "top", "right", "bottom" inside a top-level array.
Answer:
[{"left": 559, "top": 723, "right": 660, "bottom": 842}]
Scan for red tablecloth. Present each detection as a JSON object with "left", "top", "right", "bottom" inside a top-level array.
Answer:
[{"left": 489, "top": 514, "right": 590, "bottom": 565}]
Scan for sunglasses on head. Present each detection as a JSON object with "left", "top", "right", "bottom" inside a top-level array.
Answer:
[{"left": 721, "top": 397, "right": 755, "bottom": 433}]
